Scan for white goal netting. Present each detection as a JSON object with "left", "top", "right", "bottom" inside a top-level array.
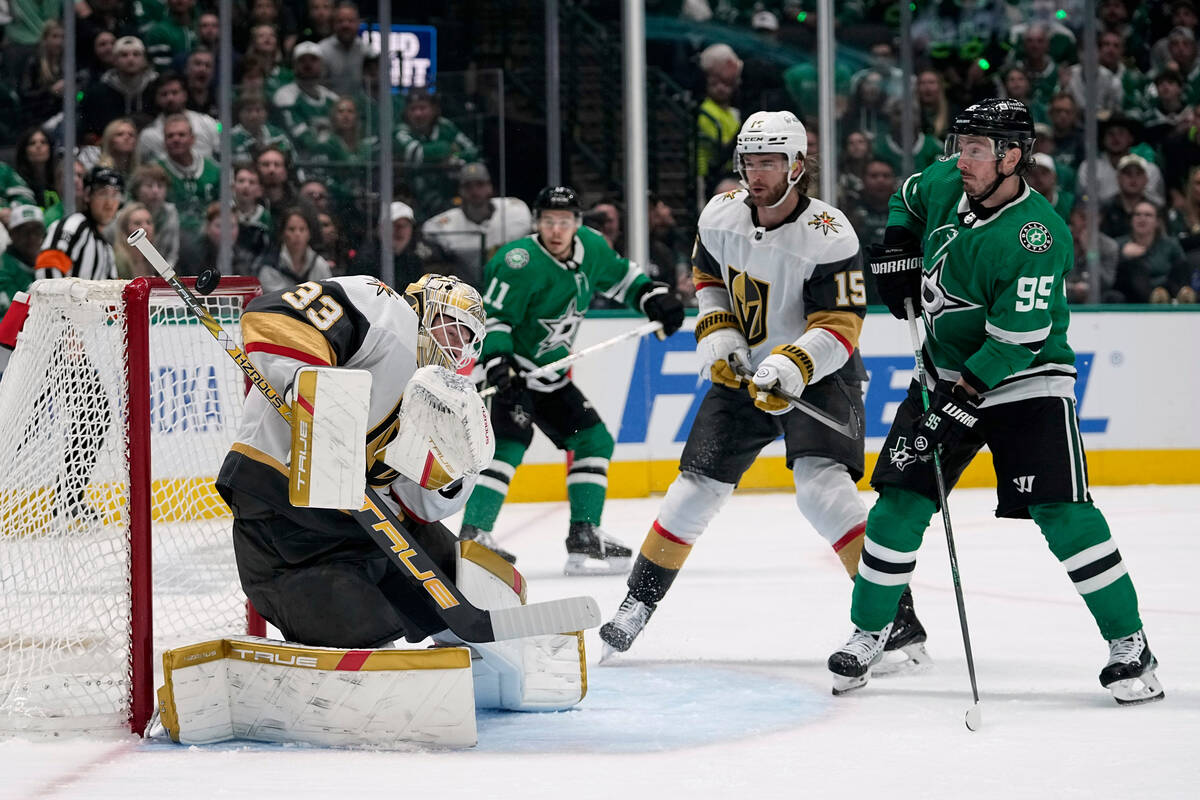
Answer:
[{"left": 0, "top": 278, "right": 258, "bottom": 735}]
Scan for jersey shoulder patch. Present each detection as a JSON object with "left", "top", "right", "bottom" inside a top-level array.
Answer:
[
  {"left": 1018, "top": 220, "right": 1053, "bottom": 253},
  {"left": 503, "top": 247, "right": 531, "bottom": 269}
]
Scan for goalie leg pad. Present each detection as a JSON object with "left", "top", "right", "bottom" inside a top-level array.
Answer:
[
  {"left": 432, "top": 542, "right": 587, "bottom": 711},
  {"left": 155, "top": 637, "right": 477, "bottom": 748}
]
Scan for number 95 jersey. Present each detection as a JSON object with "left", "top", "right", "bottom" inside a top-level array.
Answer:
[
  {"left": 889, "top": 157, "right": 1076, "bottom": 406},
  {"left": 692, "top": 188, "right": 868, "bottom": 380}
]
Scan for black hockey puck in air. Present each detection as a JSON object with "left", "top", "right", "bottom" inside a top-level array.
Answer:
[{"left": 196, "top": 268, "right": 221, "bottom": 295}]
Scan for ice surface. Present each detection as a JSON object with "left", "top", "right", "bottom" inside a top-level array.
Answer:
[{"left": 4, "top": 485, "right": 1197, "bottom": 799}]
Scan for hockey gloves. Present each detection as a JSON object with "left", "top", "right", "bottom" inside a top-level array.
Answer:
[
  {"left": 868, "top": 240, "right": 924, "bottom": 321},
  {"left": 748, "top": 347, "right": 809, "bottom": 415},
  {"left": 484, "top": 353, "right": 523, "bottom": 403},
  {"left": 913, "top": 383, "right": 982, "bottom": 454},
  {"left": 639, "top": 282, "right": 686, "bottom": 337},
  {"left": 695, "top": 311, "right": 750, "bottom": 389}
]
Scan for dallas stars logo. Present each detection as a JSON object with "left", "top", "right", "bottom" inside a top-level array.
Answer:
[
  {"left": 807, "top": 211, "right": 841, "bottom": 235},
  {"left": 921, "top": 248, "right": 979, "bottom": 332},
  {"left": 1019, "top": 221, "right": 1052, "bottom": 253},
  {"left": 367, "top": 278, "right": 397, "bottom": 297},
  {"left": 889, "top": 437, "right": 917, "bottom": 471},
  {"left": 535, "top": 296, "right": 586, "bottom": 357}
]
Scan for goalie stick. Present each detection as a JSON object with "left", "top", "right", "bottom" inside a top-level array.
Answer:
[
  {"left": 127, "top": 228, "right": 601, "bottom": 643},
  {"left": 479, "top": 320, "right": 664, "bottom": 399}
]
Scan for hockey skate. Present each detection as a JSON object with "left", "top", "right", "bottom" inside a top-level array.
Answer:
[
  {"left": 563, "top": 521, "right": 632, "bottom": 576},
  {"left": 827, "top": 622, "right": 894, "bottom": 695},
  {"left": 598, "top": 593, "right": 656, "bottom": 660},
  {"left": 1099, "top": 629, "right": 1164, "bottom": 706},
  {"left": 459, "top": 524, "right": 517, "bottom": 564},
  {"left": 874, "top": 588, "right": 932, "bottom": 676}
]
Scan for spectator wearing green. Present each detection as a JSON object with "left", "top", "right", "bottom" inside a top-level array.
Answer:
[
  {"left": 310, "top": 96, "right": 377, "bottom": 195},
  {"left": 394, "top": 87, "right": 480, "bottom": 219},
  {"left": 272, "top": 41, "right": 339, "bottom": 158},
  {"left": 132, "top": 0, "right": 167, "bottom": 33},
  {"left": 0, "top": 206, "right": 44, "bottom": 314},
  {"left": 143, "top": 0, "right": 198, "bottom": 72},
  {"left": 873, "top": 98, "right": 943, "bottom": 175},
  {"left": 230, "top": 92, "right": 293, "bottom": 162},
  {"left": 157, "top": 114, "right": 220, "bottom": 232},
  {"left": 247, "top": 23, "right": 293, "bottom": 98},
  {"left": 232, "top": 163, "right": 272, "bottom": 236},
  {"left": 696, "top": 44, "right": 743, "bottom": 193},
  {"left": 0, "top": 163, "right": 36, "bottom": 221},
  {"left": 43, "top": 161, "right": 86, "bottom": 226},
  {"left": 1028, "top": 153, "right": 1074, "bottom": 222},
  {"left": 1008, "top": 23, "right": 1062, "bottom": 107}
]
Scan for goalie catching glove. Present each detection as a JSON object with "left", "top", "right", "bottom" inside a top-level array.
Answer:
[
  {"left": 748, "top": 344, "right": 812, "bottom": 415},
  {"left": 383, "top": 365, "right": 495, "bottom": 490},
  {"left": 695, "top": 310, "right": 750, "bottom": 389}
]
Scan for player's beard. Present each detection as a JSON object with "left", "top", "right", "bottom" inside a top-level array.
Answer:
[{"left": 747, "top": 176, "right": 789, "bottom": 207}]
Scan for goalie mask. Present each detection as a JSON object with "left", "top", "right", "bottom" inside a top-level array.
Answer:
[
  {"left": 735, "top": 111, "right": 807, "bottom": 209},
  {"left": 404, "top": 274, "right": 486, "bottom": 371}
]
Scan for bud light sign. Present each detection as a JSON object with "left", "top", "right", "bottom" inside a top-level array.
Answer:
[{"left": 361, "top": 24, "right": 436, "bottom": 90}]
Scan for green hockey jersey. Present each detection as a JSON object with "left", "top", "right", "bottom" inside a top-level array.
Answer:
[
  {"left": 889, "top": 156, "right": 1076, "bottom": 406},
  {"left": 481, "top": 226, "right": 652, "bottom": 389}
]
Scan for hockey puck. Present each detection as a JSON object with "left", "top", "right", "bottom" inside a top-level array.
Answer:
[
  {"left": 196, "top": 268, "right": 221, "bottom": 295},
  {"left": 964, "top": 703, "right": 982, "bottom": 731}
]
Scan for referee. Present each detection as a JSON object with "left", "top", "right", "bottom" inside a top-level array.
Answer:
[{"left": 36, "top": 166, "right": 124, "bottom": 281}]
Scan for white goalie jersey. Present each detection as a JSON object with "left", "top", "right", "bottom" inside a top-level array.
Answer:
[
  {"left": 692, "top": 188, "right": 868, "bottom": 383},
  {"left": 216, "top": 275, "right": 475, "bottom": 524}
]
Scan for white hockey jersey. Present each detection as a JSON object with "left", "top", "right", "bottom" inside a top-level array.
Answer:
[
  {"left": 216, "top": 274, "right": 473, "bottom": 524},
  {"left": 421, "top": 198, "right": 533, "bottom": 279},
  {"left": 692, "top": 188, "right": 867, "bottom": 381}
]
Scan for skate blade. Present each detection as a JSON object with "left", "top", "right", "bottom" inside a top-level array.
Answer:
[
  {"left": 599, "top": 643, "right": 622, "bottom": 664},
  {"left": 873, "top": 642, "right": 933, "bottom": 677},
  {"left": 831, "top": 672, "right": 870, "bottom": 696},
  {"left": 563, "top": 555, "right": 632, "bottom": 576},
  {"left": 1110, "top": 672, "right": 1165, "bottom": 705}
]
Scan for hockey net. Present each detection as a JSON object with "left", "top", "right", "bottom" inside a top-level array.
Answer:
[{"left": 0, "top": 277, "right": 263, "bottom": 736}]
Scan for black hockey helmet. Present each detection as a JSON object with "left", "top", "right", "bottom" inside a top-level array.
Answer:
[
  {"left": 945, "top": 98, "right": 1036, "bottom": 174},
  {"left": 84, "top": 165, "right": 126, "bottom": 192},
  {"left": 534, "top": 185, "right": 581, "bottom": 217}
]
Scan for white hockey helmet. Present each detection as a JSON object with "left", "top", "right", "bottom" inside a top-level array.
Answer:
[
  {"left": 735, "top": 111, "right": 808, "bottom": 207},
  {"left": 404, "top": 274, "right": 487, "bottom": 370}
]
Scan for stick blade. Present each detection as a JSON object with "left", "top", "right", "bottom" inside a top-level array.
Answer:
[
  {"left": 965, "top": 703, "right": 982, "bottom": 731},
  {"left": 488, "top": 596, "right": 601, "bottom": 641}
]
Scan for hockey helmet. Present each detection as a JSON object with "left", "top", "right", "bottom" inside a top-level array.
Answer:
[
  {"left": 735, "top": 111, "right": 807, "bottom": 207},
  {"left": 85, "top": 165, "right": 126, "bottom": 193},
  {"left": 533, "top": 185, "right": 581, "bottom": 218},
  {"left": 404, "top": 274, "right": 486, "bottom": 371},
  {"left": 944, "top": 98, "right": 1036, "bottom": 174}
]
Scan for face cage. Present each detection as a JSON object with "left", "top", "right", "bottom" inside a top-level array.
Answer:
[{"left": 417, "top": 296, "right": 486, "bottom": 371}]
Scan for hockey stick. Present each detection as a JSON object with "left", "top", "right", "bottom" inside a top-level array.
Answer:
[
  {"left": 728, "top": 352, "right": 861, "bottom": 439},
  {"left": 479, "top": 320, "right": 664, "bottom": 398},
  {"left": 127, "top": 228, "right": 601, "bottom": 643},
  {"left": 904, "top": 297, "right": 982, "bottom": 731}
]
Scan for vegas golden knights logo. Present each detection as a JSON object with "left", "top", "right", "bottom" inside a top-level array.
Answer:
[{"left": 727, "top": 266, "right": 770, "bottom": 346}]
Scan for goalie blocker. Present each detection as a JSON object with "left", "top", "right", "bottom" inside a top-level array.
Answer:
[{"left": 155, "top": 541, "right": 587, "bottom": 749}]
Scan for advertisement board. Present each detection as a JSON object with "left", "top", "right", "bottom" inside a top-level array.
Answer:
[{"left": 503, "top": 310, "right": 1200, "bottom": 501}]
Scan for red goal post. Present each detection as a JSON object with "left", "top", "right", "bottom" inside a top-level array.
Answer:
[{"left": 0, "top": 277, "right": 265, "bottom": 736}]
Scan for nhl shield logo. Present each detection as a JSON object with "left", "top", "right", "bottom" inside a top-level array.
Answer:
[{"left": 1019, "top": 221, "right": 1052, "bottom": 253}]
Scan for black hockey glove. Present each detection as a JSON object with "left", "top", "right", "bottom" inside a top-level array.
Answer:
[
  {"left": 914, "top": 383, "right": 982, "bottom": 454},
  {"left": 638, "top": 282, "right": 686, "bottom": 337},
  {"left": 868, "top": 241, "right": 924, "bottom": 321},
  {"left": 484, "top": 353, "right": 522, "bottom": 401}
]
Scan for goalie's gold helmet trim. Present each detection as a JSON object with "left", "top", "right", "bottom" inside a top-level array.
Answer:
[{"left": 404, "top": 274, "right": 486, "bottom": 370}]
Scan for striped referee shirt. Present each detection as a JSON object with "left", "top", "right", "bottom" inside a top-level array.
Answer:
[{"left": 36, "top": 212, "right": 117, "bottom": 281}]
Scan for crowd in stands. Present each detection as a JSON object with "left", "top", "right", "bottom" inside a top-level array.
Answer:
[
  {"left": 0, "top": 0, "right": 543, "bottom": 316},
  {"left": 2, "top": 0, "right": 1199, "bottom": 316},
  {"left": 672, "top": 0, "right": 1200, "bottom": 304}
]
